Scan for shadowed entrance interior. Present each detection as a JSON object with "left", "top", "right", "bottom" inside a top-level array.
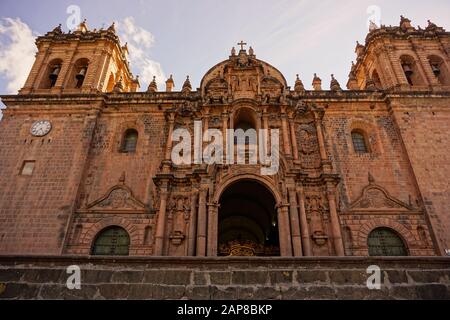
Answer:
[{"left": 218, "top": 180, "right": 280, "bottom": 256}]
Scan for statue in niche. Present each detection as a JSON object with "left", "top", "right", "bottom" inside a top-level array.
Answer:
[
  {"left": 306, "top": 195, "right": 328, "bottom": 246},
  {"left": 169, "top": 195, "right": 190, "bottom": 246}
]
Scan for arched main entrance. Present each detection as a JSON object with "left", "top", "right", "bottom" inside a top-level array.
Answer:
[{"left": 218, "top": 179, "right": 280, "bottom": 256}]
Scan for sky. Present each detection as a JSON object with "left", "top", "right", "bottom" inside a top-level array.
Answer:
[{"left": 0, "top": 0, "right": 449, "bottom": 102}]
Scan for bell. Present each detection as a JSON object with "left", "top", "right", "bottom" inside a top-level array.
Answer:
[
  {"left": 402, "top": 64, "right": 413, "bottom": 76},
  {"left": 49, "top": 65, "right": 61, "bottom": 87},
  {"left": 49, "top": 65, "right": 61, "bottom": 80},
  {"left": 431, "top": 64, "right": 440, "bottom": 77},
  {"left": 76, "top": 67, "right": 87, "bottom": 81}
]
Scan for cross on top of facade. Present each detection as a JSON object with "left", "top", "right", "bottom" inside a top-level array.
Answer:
[{"left": 237, "top": 40, "right": 247, "bottom": 51}]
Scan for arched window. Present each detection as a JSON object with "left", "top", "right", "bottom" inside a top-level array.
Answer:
[
  {"left": 234, "top": 121, "right": 255, "bottom": 145},
  {"left": 121, "top": 129, "right": 138, "bottom": 153},
  {"left": 368, "top": 227, "right": 407, "bottom": 256},
  {"left": 41, "top": 59, "right": 63, "bottom": 89},
  {"left": 428, "top": 55, "right": 450, "bottom": 86},
  {"left": 400, "top": 55, "right": 425, "bottom": 86},
  {"left": 233, "top": 108, "right": 257, "bottom": 145},
  {"left": 372, "top": 69, "right": 382, "bottom": 89},
  {"left": 351, "top": 130, "right": 369, "bottom": 154},
  {"left": 70, "top": 58, "right": 89, "bottom": 88},
  {"left": 92, "top": 226, "right": 130, "bottom": 256}
]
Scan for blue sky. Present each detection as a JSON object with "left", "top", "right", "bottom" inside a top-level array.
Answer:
[{"left": 1, "top": 0, "right": 450, "bottom": 97}]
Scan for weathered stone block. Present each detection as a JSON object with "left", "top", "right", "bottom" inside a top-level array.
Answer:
[
  {"left": 407, "top": 270, "right": 450, "bottom": 284},
  {"left": 415, "top": 284, "right": 450, "bottom": 300},
  {"left": 110, "top": 270, "right": 144, "bottom": 284},
  {"left": 328, "top": 270, "right": 366, "bottom": 285},
  {"left": 210, "top": 272, "right": 231, "bottom": 285},
  {"left": 296, "top": 270, "right": 328, "bottom": 284},
  {"left": 97, "top": 284, "right": 131, "bottom": 299},
  {"left": 231, "top": 271, "right": 269, "bottom": 285},
  {"left": 269, "top": 271, "right": 293, "bottom": 284}
]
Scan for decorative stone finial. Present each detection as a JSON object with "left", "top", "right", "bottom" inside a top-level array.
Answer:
[
  {"left": 369, "top": 20, "right": 379, "bottom": 32},
  {"left": 294, "top": 74, "right": 305, "bottom": 93},
  {"left": 330, "top": 74, "right": 342, "bottom": 91},
  {"left": 77, "top": 19, "right": 88, "bottom": 33},
  {"left": 107, "top": 22, "right": 116, "bottom": 33},
  {"left": 426, "top": 19, "right": 439, "bottom": 31},
  {"left": 347, "top": 70, "right": 359, "bottom": 90},
  {"left": 52, "top": 24, "right": 63, "bottom": 34},
  {"left": 231, "top": 47, "right": 236, "bottom": 56},
  {"left": 355, "top": 41, "right": 365, "bottom": 56},
  {"left": 166, "top": 75, "right": 175, "bottom": 92},
  {"left": 312, "top": 73, "right": 322, "bottom": 91},
  {"left": 147, "top": 76, "right": 158, "bottom": 93},
  {"left": 182, "top": 76, "right": 192, "bottom": 93},
  {"left": 400, "top": 15, "right": 412, "bottom": 30},
  {"left": 249, "top": 46, "right": 254, "bottom": 56},
  {"left": 113, "top": 76, "right": 124, "bottom": 93}
]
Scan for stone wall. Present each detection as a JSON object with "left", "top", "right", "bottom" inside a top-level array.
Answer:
[
  {"left": 391, "top": 97, "right": 450, "bottom": 255},
  {"left": 0, "top": 256, "right": 449, "bottom": 300},
  {"left": 0, "top": 103, "right": 98, "bottom": 255}
]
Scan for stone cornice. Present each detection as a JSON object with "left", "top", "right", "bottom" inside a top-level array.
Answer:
[{"left": 0, "top": 255, "right": 449, "bottom": 268}]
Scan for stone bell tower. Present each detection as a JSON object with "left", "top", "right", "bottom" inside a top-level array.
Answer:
[
  {"left": 19, "top": 20, "right": 139, "bottom": 95},
  {"left": 348, "top": 16, "right": 450, "bottom": 91}
]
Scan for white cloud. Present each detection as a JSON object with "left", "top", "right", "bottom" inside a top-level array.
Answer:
[
  {"left": 0, "top": 18, "right": 37, "bottom": 94},
  {"left": 117, "top": 17, "right": 165, "bottom": 89}
]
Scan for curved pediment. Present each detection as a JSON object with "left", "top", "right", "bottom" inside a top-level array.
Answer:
[
  {"left": 86, "top": 185, "right": 147, "bottom": 212},
  {"left": 350, "top": 184, "right": 413, "bottom": 211}
]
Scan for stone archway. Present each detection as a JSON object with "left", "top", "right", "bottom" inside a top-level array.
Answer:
[{"left": 217, "top": 179, "right": 280, "bottom": 256}]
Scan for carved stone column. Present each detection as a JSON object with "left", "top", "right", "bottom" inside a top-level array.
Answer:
[
  {"left": 196, "top": 188, "right": 208, "bottom": 256},
  {"left": 314, "top": 111, "right": 327, "bottom": 161},
  {"left": 288, "top": 188, "right": 302, "bottom": 256},
  {"left": 262, "top": 108, "right": 270, "bottom": 152},
  {"left": 281, "top": 108, "right": 291, "bottom": 156},
  {"left": 207, "top": 202, "right": 219, "bottom": 256},
  {"left": 154, "top": 182, "right": 169, "bottom": 256},
  {"left": 289, "top": 117, "right": 299, "bottom": 160},
  {"left": 187, "top": 188, "right": 199, "bottom": 256},
  {"left": 297, "top": 186, "right": 312, "bottom": 256},
  {"left": 222, "top": 111, "right": 229, "bottom": 163},
  {"left": 277, "top": 203, "right": 293, "bottom": 256},
  {"left": 314, "top": 110, "right": 332, "bottom": 173},
  {"left": 327, "top": 183, "right": 345, "bottom": 256},
  {"left": 164, "top": 112, "right": 176, "bottom": 161}
]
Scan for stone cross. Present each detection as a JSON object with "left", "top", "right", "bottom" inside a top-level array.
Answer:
[{"left": 237, "top": 40, "right": 247, "bottom": 51}]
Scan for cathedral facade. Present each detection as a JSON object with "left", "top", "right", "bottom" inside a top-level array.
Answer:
[{"left": 0, "top": 17, "right": 449, "bottom": 259}]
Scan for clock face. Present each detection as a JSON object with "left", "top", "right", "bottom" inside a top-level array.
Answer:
[{"left": 30, "top": 120, "right": 52, "bottom": 137}]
